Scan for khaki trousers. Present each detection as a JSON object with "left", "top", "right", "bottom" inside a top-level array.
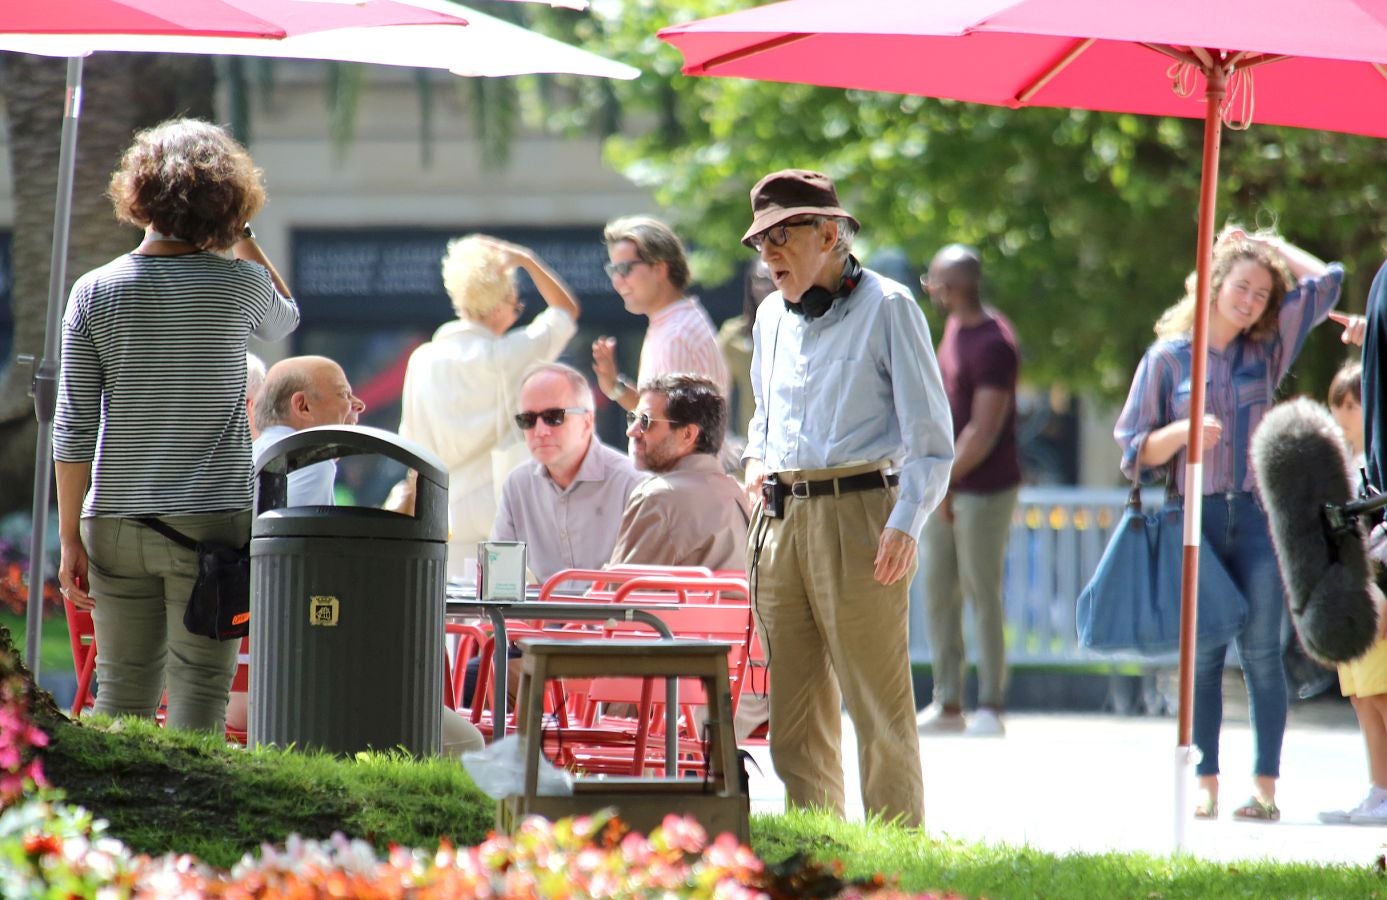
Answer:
[
  {"left": 922, "top": 486, "right": 1018, "bottom": 710},
  {"left": 748, "top": 461, "right": 924, "bottom": 827},
  {"left": 83, "top": 512, "right": 247, "bottom": 732}
]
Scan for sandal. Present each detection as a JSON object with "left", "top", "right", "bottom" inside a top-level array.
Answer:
[
  {"left": 1232, "top": 796, "right": 1280, "bottom": 822},
  {"left": 1194, "top": 795, "right": 1218, "bottom": 819}
]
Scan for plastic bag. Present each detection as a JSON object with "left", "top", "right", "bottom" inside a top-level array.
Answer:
[{"left": 461, "top": 734, "right": 573, "bottom": 799}]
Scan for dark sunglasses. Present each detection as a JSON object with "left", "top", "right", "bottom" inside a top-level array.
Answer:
[
  {"left": 626, "top": 411, "right": 684, "bottom": 432},
  {"left": 514, "top": 407, "right": 589, "bottom": 430},
  {"left": 746, "top": 219, "right": 818, "bottom": 252},
  {"left": 603, "top": 259, "right": 650, "bottom": 278}
]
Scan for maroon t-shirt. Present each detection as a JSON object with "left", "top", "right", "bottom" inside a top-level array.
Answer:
[{"left": 937, "top": 310, "right": 1021, "bottom": 493}]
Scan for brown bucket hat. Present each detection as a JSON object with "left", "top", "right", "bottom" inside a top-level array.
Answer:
[{"left": 741, "top": 168, "right": 860, "bottom": 248}]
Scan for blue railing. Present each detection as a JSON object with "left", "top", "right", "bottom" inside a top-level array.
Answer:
[{"left": 907, "top": 486, "right": 1172, "bottom": 665}]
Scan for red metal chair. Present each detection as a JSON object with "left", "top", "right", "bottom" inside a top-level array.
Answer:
[
  {"left": 565, "top": 601, "right": 757, "bottom": 777},
  {"left": 610, "top": 574, "right": 749, "bottom": 607},
  {"left": 536, "top": 565, "right": 715, "bottom": 601},
  {"left": 443, "top": 621, "right": 488, "bottom": 711},
  {"left": 225, "top": 637, "right": 251, "bottom": 744},
  {"left": 460, "top": 623, "right": 575, "bottom": 746},
  {"left": 62, "top": 597, "right": 98, "bottom": 717}
]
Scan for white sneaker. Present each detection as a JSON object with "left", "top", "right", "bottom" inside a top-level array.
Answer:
[
  {"left": 916, "top": 703, "right": 967, "bottom": 733},
  {"left": 964, "top": 708, "right": 1006, "bottom": 737},
  {"left": 1318, "top": 789, "right": 1383, "bottom": 824},
  {"left": 1349, "top": 795, "right": 1387, "bottom": 825}
]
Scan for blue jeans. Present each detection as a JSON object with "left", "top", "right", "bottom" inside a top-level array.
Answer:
[{"left": 1193, "top": 492, "right": 1287, "bottom": 779}]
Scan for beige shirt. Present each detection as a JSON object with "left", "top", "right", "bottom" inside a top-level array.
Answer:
[{"left": 609, "top": 454, "right": 750, "bottom": 572}]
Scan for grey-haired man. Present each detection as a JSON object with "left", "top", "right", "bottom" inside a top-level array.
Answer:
[{"left": 741, "top": 169, "right": 954, "bottom": 828}]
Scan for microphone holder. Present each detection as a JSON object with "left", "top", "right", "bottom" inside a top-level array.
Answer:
[{"left": 1323, "top": 472, "right": 1387, "bottom": 540}]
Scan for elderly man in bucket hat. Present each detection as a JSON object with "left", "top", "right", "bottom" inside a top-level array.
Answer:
[{"left": 741, "top": 169, "right": 954, "bottom": 827}]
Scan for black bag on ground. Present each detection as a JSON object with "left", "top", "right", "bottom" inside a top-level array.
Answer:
[{"left": 136, "top": 518, "right": 250, "bottom": 641}]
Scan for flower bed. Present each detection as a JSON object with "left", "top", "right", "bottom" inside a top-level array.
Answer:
[
  {"left": 1, "top": 643, "right": 950, "bottom": 899},
  {"left": 0, "top": 525, "right": 63, "bottom": 618},
  {"left": 1, "top": 799, "right": 952, "bottom": 899},
  {"left": 0, "top": 656, "right": 48, "bottom": 806}
]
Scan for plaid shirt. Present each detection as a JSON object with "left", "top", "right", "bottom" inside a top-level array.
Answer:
[{"left": 1115, "top": 264, "right": 1343, "bottom": 495}]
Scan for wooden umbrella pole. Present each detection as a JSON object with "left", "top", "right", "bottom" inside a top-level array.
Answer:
[{"left": 1174, "top": 57, "right": 1227, "bottom": 851}]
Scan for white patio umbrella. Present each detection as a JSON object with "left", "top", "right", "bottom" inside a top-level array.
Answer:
[{"left": 5, "top": 0, "right": 637, "bottom": 679}]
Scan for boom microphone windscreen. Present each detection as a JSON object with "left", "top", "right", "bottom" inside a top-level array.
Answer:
[{"left": 1252, "top": 397, "right": 1377, "bottom": 665}]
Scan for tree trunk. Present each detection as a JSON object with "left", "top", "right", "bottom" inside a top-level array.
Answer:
[{"left": 0, "top": 53, "right": 215, "bottom": 517}]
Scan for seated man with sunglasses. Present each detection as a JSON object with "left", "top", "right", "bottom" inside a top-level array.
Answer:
[
  {"left": 610, "top": 373, "right": 750, "bottom": 570},
  {"left": 472, "top": 362, "right": 646, "bottom": 706},
  {"left": 492, "top": 362, "right": 646, "bottom": 582}
]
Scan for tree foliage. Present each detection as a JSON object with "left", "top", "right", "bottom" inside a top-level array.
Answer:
[{"left": 522, "top": 0, "right": 1387, "bottom": 401}]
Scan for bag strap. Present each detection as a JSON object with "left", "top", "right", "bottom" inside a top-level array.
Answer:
[
  {"left": 134, "top": 517, "right": 198, "bottom": 551},
  {"left": 1130, "top": 435, "right": 1185, "bottom": 510}
]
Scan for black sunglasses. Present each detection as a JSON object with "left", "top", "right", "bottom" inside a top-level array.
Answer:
[
  {"left": 514, "top": 407, "right": 589, "bottom": 430},
  {"left": 603, "top": 259, "right": 650, "bottom": 279}
]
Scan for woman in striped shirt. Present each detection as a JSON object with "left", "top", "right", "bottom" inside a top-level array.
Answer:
[
  {"left": 53, "top": 119, "right": 299, "bottom": 732},
  {"left": 1114, "top": 227, "right": 1343, "bottom": 822}
]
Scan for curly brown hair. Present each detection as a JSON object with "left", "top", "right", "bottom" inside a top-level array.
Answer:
[
  {"left": 107, "top": 118, "right": 265, "bottom": 251},
  {"left": 1155, "top": 227, "right": 1293, "bottom": 343}
]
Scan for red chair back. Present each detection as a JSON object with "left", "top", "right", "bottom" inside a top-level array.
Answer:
[
  {"left": 537, "top": 565, "right": 716, "bottom": 601},
  {"left": 611, "top": 575, "right": 749, "bottom": 606},
  {"left": 62, "top": 598, "right": 97, "bottom": 717}
]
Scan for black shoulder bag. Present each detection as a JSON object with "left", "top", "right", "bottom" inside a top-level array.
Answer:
[{"left": 136, "top": 518, "right": 251, "bottom": 641}]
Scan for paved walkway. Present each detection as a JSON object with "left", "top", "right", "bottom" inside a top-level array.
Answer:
[{"left": 744, "top": 689, "right": 1387, "bottom": 865}]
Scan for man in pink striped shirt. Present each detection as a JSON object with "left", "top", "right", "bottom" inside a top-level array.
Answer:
[{"left": 593, "top": 215, "right": 731, "bottom": 411}]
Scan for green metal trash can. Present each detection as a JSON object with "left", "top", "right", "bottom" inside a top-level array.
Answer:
[{"left": 249, "top": 425, "right": 448, "bottom": 756}]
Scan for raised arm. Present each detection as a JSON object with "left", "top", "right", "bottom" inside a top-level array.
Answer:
[
  {"left": 483, "top": 237, "right": 580, "bottom": 321},
  {"left": 1266, "top": 235, "right": 1328, "bottom": 282},
  {"left": 233, "top": 228, "right": 292, "bottom": 299}
]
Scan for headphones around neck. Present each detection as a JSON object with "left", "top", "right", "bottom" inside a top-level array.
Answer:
[{"left": 786, "top": 255, "right": 862, "bottom": 320}]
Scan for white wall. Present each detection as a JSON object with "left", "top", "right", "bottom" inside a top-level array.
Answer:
[
  {"left": 226, "top": 62, "right": 656, "bottom": 277},
  {"left": 0, "top": 61, "right": 656, "bottom": 271}
]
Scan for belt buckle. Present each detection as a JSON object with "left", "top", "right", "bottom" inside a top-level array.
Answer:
[{"left": 790, "top": 480, "right": 811, "bottom": 498}]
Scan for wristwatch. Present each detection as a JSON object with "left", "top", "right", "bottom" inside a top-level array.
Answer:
[{"left": 602, "top": 375, "right": 634, "bottom": 402}]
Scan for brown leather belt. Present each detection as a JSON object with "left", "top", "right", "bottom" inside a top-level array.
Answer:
[{"left": 788, "top": 470, "right": 898, "bottom": 498}]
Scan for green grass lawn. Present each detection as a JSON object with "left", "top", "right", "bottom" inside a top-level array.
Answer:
[
  {"left": 0, "top": 611, "right": 74, "bottom": 676},
  {"left": 33, "top": 715, "right": 1385, "bottom": 898}
]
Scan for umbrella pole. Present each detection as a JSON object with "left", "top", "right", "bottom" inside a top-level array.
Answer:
[
  {"left": 1173, "top": 59, "right": 1226, "bottom": 852},
  {"left": 23, "top": 55, "right": 84, "bottom": 680}
]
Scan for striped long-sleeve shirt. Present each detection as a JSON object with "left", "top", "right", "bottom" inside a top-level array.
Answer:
[
  {"left": 53, "top": 252, "right": 300, "bottom": 516},
  {"left": 637, "top": 297, "right": 731, "bottom": 398},
  {"left": 1114, "top": 263, "right": 1343, "bottom": 495}
]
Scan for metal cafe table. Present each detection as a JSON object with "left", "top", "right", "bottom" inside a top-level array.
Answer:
[{"left": 444, "top": 584, "right": 682, "bottom": 763}]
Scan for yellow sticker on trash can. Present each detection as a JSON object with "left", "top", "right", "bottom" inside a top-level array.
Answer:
[{"left": 309, "top": 596, "right": 340, "bottom": 627}]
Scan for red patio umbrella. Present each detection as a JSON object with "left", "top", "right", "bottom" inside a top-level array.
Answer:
[{"left": 659, "top": 0, "right": 1387, "bottom": 847}]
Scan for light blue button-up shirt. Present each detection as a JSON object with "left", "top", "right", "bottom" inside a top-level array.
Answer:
[{"left": 744, "top": 268, "right": 954, "bottom": 540}]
